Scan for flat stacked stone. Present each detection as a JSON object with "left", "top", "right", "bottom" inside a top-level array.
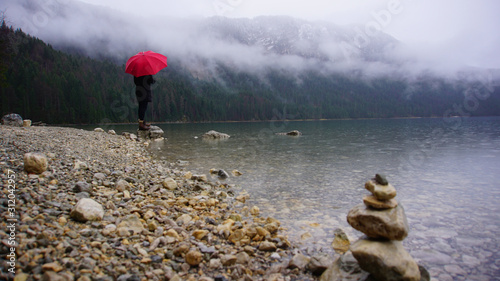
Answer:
[
  {"left": 346, "top": 174, "right": 422, "bottom": 281},
  {"left": 347, "top": 204, "right": 409, "bottom": 241}
]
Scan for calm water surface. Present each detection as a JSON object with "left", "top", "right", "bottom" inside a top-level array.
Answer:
[{"left": 109, "top": 117, "right": 500, "bottom": 280}]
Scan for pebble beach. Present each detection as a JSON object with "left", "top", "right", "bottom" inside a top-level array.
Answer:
[{"left": 0, "top": 125, "right": 330, "bottom": 281}]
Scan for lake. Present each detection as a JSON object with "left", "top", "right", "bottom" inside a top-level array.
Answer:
[{"left": 105, "top": 117, "right": 500, "bottom": 280}]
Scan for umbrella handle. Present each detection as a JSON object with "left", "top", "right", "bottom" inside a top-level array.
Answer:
[{"left": 151, "top": 88, "right": 153, "bottom": 124}]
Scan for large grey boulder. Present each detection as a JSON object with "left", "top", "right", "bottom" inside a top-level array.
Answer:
[
  {"left": 350, "top": 238, "right": 421, "bottom": 281},
  {"left": 1, "top": 113, "right": 23, "bottom": 126},
  {"left": 137, "top": 125, "right": 164, "bottom": 140},
  {"left": 148, "top": 125, "right": 164, "bottom": 139}
]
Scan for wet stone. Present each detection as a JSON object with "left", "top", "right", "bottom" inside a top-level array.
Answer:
[
  {"left": 365, "top": 180, "right": 397, "bottom": 200},
  {"left": 185, "top": 250, "right": 203, "bottom": 266},
  {"left": 221, "top": 254, "right": 238, "bottom": 266},
  {"left": 70, "top": 198, "right": 104, "bottom": 222},
  {"left": 374, "top": 174, "right": 389, "bottom": 185},
  {"left": 289, "top": 253, "right": 311, "bottom": 270},
  {"left": 258, "top": 241, "right": 277, "bottom": 252},
  {"left": 73, "top": 181, "right": 92, "bottom": 194},
  {"left": 350, "top": 238, "right": 421, "bottom": 281},
  {"left": 151, "top": 255, "right": 163, "bottom": 263},
  {"left": 331, "top": 228, "right": 350, "bottom": 254},
  {"left": 363, "top": 195, "right": 398, "bottom": 210},
  {"left": 347, "top": 204, "right": 409, "bottom": 241},
  {"left": 115, "top": 179, "right": 131, "bottom": 192},
  {"left": 24, "top": 152, "right": 48, "bottom": 174},
  {"left": 308, "top": 253, "right": 333, "bottom": 276},
  {"left": 93, "top": 172, "right": 106, "bottom": 181}
]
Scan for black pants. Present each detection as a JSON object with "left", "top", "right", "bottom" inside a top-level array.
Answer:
[{"left": 138, "top": 100, "right": 148, "bottom": 120}]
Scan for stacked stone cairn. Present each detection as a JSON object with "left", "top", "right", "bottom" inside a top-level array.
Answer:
[{"left": 346, "top": 174, "right": 422, "bottom": 281}]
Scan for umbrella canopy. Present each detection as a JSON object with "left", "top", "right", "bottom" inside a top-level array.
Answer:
[{"left": 125, "top": 51, "right": 167, "bottom": 77}]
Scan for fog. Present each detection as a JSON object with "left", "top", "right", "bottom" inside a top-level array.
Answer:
[{"left": 2, "top": 0, "right": 499, "bottom": 79}]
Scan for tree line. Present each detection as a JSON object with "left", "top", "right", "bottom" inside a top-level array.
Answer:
[{"left": 1, "top": 21, "right": 499, "bottom": 124}]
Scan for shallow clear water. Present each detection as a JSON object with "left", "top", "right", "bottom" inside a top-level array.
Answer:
[{"left": 107, "top": 117, "right": 500, "bottom": 280}]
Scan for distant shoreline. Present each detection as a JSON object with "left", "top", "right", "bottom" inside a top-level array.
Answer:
[{"left": 51, "top": 115, "right": 499, "bottom": 127}]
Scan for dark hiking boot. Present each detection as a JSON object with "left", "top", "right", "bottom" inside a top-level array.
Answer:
[{"left": 138, "top": 120, "right": 150, "bottom": 130}]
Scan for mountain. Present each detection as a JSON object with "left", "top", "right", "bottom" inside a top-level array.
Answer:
[{"left": 200, "top": 16, "right": 398, "bottom": 62}]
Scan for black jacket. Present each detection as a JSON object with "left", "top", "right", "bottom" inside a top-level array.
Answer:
[{"left": 134, "top": 75, "right": 155, "bottom": 102}]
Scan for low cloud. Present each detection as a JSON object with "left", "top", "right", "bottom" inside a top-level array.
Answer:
[{"left": 2, "top": 0, "right": 498, "bottom": 82}]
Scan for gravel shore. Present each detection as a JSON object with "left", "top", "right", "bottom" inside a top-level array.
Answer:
[{"left": 0, "top": 125, "right": 325, "bottom": 281}]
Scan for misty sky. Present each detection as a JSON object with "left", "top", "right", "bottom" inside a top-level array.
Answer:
[
  {"left": 1, "top": 0, "right": 499, "bottom": 71},
  {"left": 76, "top": 0, "right": 499, "bottom": 69}
]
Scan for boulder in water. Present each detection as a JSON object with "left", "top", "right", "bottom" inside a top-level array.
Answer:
[
  {"left": 137, "top": 125, "right": 164, "bottom": 140},
  {"left": 202, "top": 130, "right": 230, "bottom": 139},
  {"left": 276, "top": 130, "right": 302, "bottom": 136}
]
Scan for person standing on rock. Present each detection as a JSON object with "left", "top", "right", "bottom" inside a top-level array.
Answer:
[
  {"left": 125, "top": 51, "right": 168, "bottom": 131},
  {"left": 134, "top": 75, "right": 155, "bottom": 130}
]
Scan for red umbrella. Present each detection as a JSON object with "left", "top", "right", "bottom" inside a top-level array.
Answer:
[{"left": 125, "top": 51, "right": 167, "bottom": 77}]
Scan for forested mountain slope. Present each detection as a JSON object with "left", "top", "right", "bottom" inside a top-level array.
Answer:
[{"left": 1, "top": 21, "right": 499, "bottom": 124}]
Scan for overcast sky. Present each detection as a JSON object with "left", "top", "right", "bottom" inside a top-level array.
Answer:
[{"left": 76, "top": 0, "right": 499, "bottom": 69}]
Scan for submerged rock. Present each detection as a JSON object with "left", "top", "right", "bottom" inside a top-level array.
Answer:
[
  {"left": 232, "top": 170, "right": 243, "bottom": 176},
  {"left": 210, "top": 169, "right": 230, "bottom": 179},
  {"left": 319, "top": 251, "right": 369, "bottom": 281},
  {"left": 202, "top": 130, "right": 230, "bottom": 139},
  {"left": 148, "top": 125, "right": 164, "bottom": 139},
  {"left": 331, "top": 228, "right": 350, "bottom": 254},
  {"left": 276, "top": 130, "right": 302, "bottom": 136},
  {"left": 288, "top": 253, "right": 311, "bottom": 270}
]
